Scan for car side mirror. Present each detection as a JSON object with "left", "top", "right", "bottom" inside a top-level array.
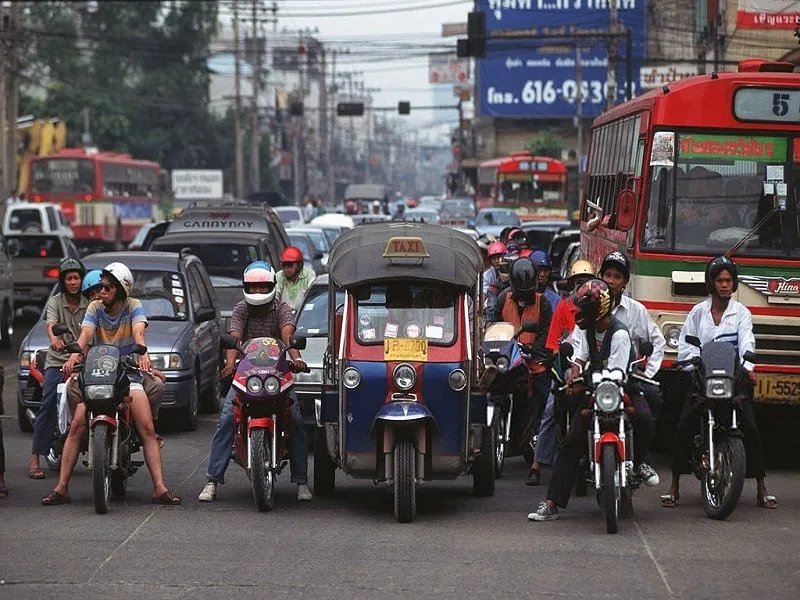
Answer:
[
  {"left": 685, "top": 335, "right": 701, "bottom": 348},
  {"left": 315, "top": 252, "right": 324, "bottom": 260},
  {"left": 65, "top": 342, "right": 82, "bottom": 354},
  {"left": 52, "top": 324, "right": 69, "bottom": 336},
  {"left": 639, "top": 340, "right": 654, "bottom": 357},
  {"left": 520, "top": 320, "right": 538, "bottom": 333},
  {"left": 195, "top": 307, "right": 216, "bottom": 323},
  {"left": 742, "top": 350, "right": 757, "bottom": 364},
  {"left": 220, "top": 334, "right": 239, "bottom": 350},
  {"left": 289, "top": 335, "right": 307, "bottom": 351},
  {"left": 132, "top": 344, "right": 148, "bottom": 355}
]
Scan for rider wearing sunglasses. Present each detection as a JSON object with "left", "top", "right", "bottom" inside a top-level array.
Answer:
[{"left": 275, "top": 246, "right": 316, "bottom": 313}]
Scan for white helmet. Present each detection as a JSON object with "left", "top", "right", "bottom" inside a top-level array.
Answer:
[
  {"left": 242, "top": 261, "right": 276, "bottom": 306},
  {"left": 102, "top": 262, "right": 134, "bottom": 299}
]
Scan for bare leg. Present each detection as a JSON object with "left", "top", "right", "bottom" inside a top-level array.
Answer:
[
  {"left": 51, "top": 404, "right": 87, "bottom": 496},
  {"left": 128, "top": 390, "right": 170, "bottom": 497}
]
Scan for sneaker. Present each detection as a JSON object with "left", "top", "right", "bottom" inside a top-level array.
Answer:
[
  {"left": 636, "top": 463, "right": 660, "bottom": 487},
  {"left": 297, "top": 484, "right": 312, "bottom": 502},
  {"left": 198, "top": 481, "right": 217, "bottom": 502},
  {"left": 525, "top": 467, "right": 541, "bottom": 486},
  {"left": 527, "top": 500, "right": 558, "bottom": 521}
]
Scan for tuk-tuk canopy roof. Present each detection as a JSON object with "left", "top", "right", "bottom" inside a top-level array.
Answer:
[{"left": 328, "top": 222, "right": 483, "bottom": 289}]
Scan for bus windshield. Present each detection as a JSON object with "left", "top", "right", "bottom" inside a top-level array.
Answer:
[
  {"left": 498, "top": 178, "right": 563, "bottom": 205},
  {"left": 642, "top": 131, "right": 799, "bottom": 257},
  {"left": 30, "top": 158, "right": 95, "bottom": 194}
]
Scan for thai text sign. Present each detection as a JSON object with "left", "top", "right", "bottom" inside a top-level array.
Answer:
[{"left": 678, "top": 134, "right": 786, "bottom": 161}]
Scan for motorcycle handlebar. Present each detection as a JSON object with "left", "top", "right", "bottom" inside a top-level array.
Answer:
[
  {"left": 630, "top": 372, "right": 661, "bottom": 388},
  {"left": 558, "top": 376, "right": 584, "bottom": 393}
]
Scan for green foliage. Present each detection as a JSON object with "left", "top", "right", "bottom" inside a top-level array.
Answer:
[{"left": 527, "top": 129, "right": 565, "bottom": 159}]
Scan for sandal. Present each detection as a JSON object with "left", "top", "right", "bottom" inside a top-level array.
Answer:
[
  {"left": 660, "top": 492, "right": 679, "bottom": 508},
  {"left": 152, "top": 490, "right": 181, "bottom": 505},
  {"left": 757, "top": 494, "right": 778, "bottom": 509},
  {"left": 28, "top": 467, "right": 46, "bottom": 480},
  {"left": 41, "top": 490, "right": 71, "bottom": 506}
]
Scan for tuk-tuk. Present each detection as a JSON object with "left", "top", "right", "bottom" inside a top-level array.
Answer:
[{"left": 314, "top": 222, "right": 492, "bottom": 522}]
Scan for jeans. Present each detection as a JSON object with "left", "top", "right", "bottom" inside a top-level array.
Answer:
[
  {"left": 533, "top": 390, "right": 558, "bottom": 467},
  {"left": 31, "top": 367, "right": 63, "bottom": 456},
  {"left": 206, "top": 386, "right": 309, "bottom": 485}
]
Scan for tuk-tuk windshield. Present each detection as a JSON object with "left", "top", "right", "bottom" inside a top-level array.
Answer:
[{"left": 355, "top": 283, "right": 457, "bottom": 345}]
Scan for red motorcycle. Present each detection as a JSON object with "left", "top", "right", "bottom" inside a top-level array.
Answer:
[{"left": 222, "top": 334, "right": 307, "bottom": 512}]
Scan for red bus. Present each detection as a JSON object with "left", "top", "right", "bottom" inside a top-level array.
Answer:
[
  {"left": 25, "top": 148, "right": 167, "bottom": 244},
  {"left": 477, "top": 151, "right": 568, "bottom": 221},
  {"left": 579, "top": 59, "right": 800, "bottom": 407}
]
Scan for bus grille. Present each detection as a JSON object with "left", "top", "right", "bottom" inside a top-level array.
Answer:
[{"left": 753, "top": 324, "right": 800, "bottom": 366}]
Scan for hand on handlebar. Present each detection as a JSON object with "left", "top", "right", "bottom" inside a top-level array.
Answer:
[
  {"left": 61, "top": 353, "right": 82, "bottom": 376},
  {"left": 290, "top": 358, "right": 310, "bottom": 373},
  {"left": 220, "top": 363, "right": 236, "bottom": 378},
  {"left": 138, "top": 353, "right": 152, "bottom": 373},
  {"left": 51, "top": 339, "right": 65, "bottom": 352}
]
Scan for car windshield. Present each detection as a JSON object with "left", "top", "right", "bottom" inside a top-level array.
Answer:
[
  {"left": 7, "top": 209, "right": 43, "bottom": 232},
  {"left": 441, "top": 200, "right": 476, "bottom": 219},
  {"left": 154, "top": 242, "right": 260, "bottom": 276},
  {"left": 289, "top": 235, "right": 314, "bottom": 261},
  {"left": 355, "top": 283, "right": 457, "bottom": 345},
  {"left": 130, "top": 270, "right": 188, "bottom": 320},
  {"left": 295, "top": 283, "right": 345, "bottom": 337},
  {"left": 7, "top": 235, "right": 64, "bottom": 258},
  {"left": 209, "top": 275, "right": 242, "bottom": 311},
  {"left": 275, "top": 207, "right": 302, "bottom": 223},
  {"left": 476, "top": 211, "right": 518, "bottom": 226},
  {"left": 292, "top": 229, "right": 328, "bottom": 252}
]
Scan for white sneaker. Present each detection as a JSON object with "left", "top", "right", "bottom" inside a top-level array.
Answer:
[
  {"left": 198, "top": 481, "right": 217, "bottom": 502},
  {"left": 527, "top": 500, "right": 559, "bottom": 521},
  {"left": 636, "top": 463, "right": 660, "bottom": 487},
  {"left": 297, "top": 484, "right": 312, "bottom": 501}
]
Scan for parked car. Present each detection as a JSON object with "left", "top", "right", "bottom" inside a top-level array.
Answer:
[
  {"left": 17, "top": 250, "right": 223, "bottom": 432},
  {"left": 3, "top": 202, "right": 73, "bottom": 238},
  {"left": 7, "top": 234, "right": 80, "bottom": 309},
  {"left": 474, "top": 208, "right": 520, "bottom": 238},
  {"left": 274, "top": 206, "right": 304, "bottom": 226}
]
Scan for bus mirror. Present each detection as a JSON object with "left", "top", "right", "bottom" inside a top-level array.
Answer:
[{"left": 615, "top": 188, "right": 636, "bottom": 231}]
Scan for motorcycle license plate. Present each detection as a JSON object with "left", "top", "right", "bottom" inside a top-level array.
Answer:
[
  {"left": 755, "top": 373, "right": 800, "bottom": 403},
  {"left": 384, "top": 338, "right": 428, "bottom": 362}
]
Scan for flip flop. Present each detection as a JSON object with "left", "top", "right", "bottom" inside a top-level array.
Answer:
[
  {"left": 41, "top": 490, "right": 71, "bottom": 506},
  {"left": 758, "top": 494, "right": 778, "bottom": 509},
  {"left": 152, "top": 490, "right": 181, "bottom": 505},
  {"left": 660, "top": 493, "right": 679, "bottom": 508},
  {"left": 28, "top": 467, "right": 46, "bottom": 480}
]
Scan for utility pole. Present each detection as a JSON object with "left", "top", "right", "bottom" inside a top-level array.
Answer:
[
  {"left": 5, "top": 0, "right": 19, "bottom": 198},
  {"left": 606, "top": 0, "right": 619, "bottom": 110},
  {"left": 327, "top": 49, "right": 337, "bottom": 205},
  {"left": 575, "top": 45, "right": 584, "bottom": 216},
  {"left": 249, "top": 0, "right": 261, "bottom": 194},
  {"left": 0, "top": 5, "right": 8, "bottom": 202},
  {"left": 233, "top": 0, "right": 245, "bottom": 200}
]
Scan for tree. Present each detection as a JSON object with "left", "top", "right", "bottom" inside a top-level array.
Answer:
[{"left": 527, "top": 129, "right": 565, "bottom": 159}]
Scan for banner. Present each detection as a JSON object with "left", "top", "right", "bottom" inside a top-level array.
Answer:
[
  {"left": 736, "top": 0, "right": 800, "bottom": 29},
  {"left": 639, "top": 63, "right": 700, "bottom": 89},
  {"left": 429, "top": 53, "right": 470, "bottom": 84},
  {"left": 477, "top": 0, "right": 646, "bottom": 118}
]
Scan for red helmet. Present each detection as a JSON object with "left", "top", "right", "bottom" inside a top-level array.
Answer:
[
  {"left": 572, "top": 278, "right": 613, "bottom": 329},
  {"left": 487, "top": 241, "right": 506, "bottom": 258},
  {"left": 280, "top": 246, "right": 304, "bottom": 263}
]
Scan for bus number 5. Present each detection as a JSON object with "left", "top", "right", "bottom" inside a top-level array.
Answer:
[{"left": 772, "top": 92, "right": 789, "bottom": 117}]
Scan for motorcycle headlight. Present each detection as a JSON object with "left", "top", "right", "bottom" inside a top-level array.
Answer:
[
  {"left": 264, "top": 376, "right": 281, "bottom": 394},
  {"left": 706, "top": 377, "right": 732, "bottom": 399},
  {"left": 149, "top": 353, "right": 183, "bottom": 370},
  {"left": 246, "top": 376, "right": 263, "bottom": 394},
  {"left": 595, "top": 381, "right": 622, "bottom": 413},
  {"left": 664, "top": 325, "right": 681, "bottom": 350},
  {"left": 393, "top": 363, "right": 416, "bottom": 391},
  {"left": 85, "top": 384, "right": 114, "bottom": 400},
  {"left": 448, "top": 368, "right": 467, "bottom": 391},
  {"left": 496, "top": 356, "right": 510, "bottom": 373},
  {"left": 343, "top": 367, "right": 361, "bottom": 389}
]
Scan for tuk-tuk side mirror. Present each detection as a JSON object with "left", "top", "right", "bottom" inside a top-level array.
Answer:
[
  {"left": 52, "top": 323, "right": 69, "bottom": 336},
  {"left": 289, "top": 335, "right": 307, "bottom": 351},
  {"left": 220, "top": 334, "right": 239, "bottom": 350},
  {"left": 685, "top": 335, "right": 701, "bottom": 348},
  {"left": 520, "top": 320, "right": 538, "bottom": 333}
]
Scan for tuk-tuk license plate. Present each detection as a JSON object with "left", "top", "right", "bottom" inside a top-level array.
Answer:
[
  {"left": 384, "top": 338, "right": 428, "bottom": 362},
  {"left": 755, "top": 373, "right": 800, "bottom": 403}
]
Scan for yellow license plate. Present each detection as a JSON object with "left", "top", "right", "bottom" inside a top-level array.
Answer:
[
  {"left": 384, "top": 338, "right": 428, "bottom": 362},
  {"left": 755, "top": 373, "right": 800, "bottom": 403}
]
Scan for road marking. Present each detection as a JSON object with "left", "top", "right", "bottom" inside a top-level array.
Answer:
[
  {"left": 87, "top": 511, "right": 155, "bottom": 584},
  {"left": 634, "top": 519, "right": 673, "bottom": 597}
]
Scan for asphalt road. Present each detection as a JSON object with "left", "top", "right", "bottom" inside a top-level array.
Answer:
[{"left": 1, "top": 321, "right": 799, "bottom": 600}]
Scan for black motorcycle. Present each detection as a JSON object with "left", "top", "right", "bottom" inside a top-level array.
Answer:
[{"left": 671, "top": 335, "right": 756, "bottom": 520}]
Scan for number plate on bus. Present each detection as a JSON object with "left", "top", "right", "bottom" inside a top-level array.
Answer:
[
  {"left": 755, "top": 373, "right": 800, "bottom": 403},
  {"left": 384, "top": 338, "right": 428, "bottom": 362}
]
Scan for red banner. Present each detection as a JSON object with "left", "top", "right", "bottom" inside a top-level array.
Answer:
[{"left": 737, "top": 0, "right": 800, "bottom": 29}]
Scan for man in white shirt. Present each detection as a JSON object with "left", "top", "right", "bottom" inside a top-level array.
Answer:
[{"left": 660, "top": 256, "right": 776, "bottom": 510}]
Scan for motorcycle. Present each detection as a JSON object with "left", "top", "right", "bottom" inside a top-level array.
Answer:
[
  {"left": 221, "top": 333, "right": 307, "bottom": 512},
  {"left": 66, "top": 339, "right": 146, "bottom": 514},
  {"left": 560, "top": 340, "right": 658, "bottom": 534},
  {"left": 670, "top": 335, "right": 756, "bottom": 520}
]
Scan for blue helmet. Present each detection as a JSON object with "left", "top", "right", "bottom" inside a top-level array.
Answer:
[
  {"left": 530, "top": 250, "right": 552, "bottom": 270},
  {"left": 81, "top": 269, "right": 103, "bottom": 296}
]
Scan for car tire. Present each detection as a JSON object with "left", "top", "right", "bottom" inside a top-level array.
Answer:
[
  {"left": 17, "top": 397, "right": 33, "bottom": 433},
  {"left": 0, "top": 302, "right": 12, "bottom": 349},
  {"left": 200, "top": 365, "right": 222, "bottom": 414},
  {"left": 178, "top": 373, "right": 199, "bottom": 431}
]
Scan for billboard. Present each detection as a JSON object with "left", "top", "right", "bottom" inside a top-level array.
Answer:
[
  {"left": 639, "top": 63, "right": 700, "bottom": 89},
  {"left": 429, "top": 53, "right": 470, "bottom": 84},
  {"left": 171, "top": 170, "right": 224, "bottom": 201},
  {"left": 477, "top": 0, "right": 646, "bottom": 118},
  {"left": 736, "top": 0, "right": 800, "bottom": 29}
]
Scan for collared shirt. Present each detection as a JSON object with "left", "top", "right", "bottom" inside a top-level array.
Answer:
[
  {"left": 276, "top": 266, "right": 316, "bottom": 312},
  {"left": 229, "top": 298, "right": 294, "bottom": 341},
  {"left": 610, "top": 294, "right": 665, "bottom": 378},
  {"left": 81, "top": 298, "right": 147, "bottom": 355},
  {"left": 571, "top": 325, "right": 632, "bottom": 372},
  {"left": 482, "top": 268, "right": 499, "bottom": 296},
  {"left": 44, "top": 293, "right": 89, "bottom": 369},
  {"left": 678, "top": 297, "right": 755, "bottom": 371}
]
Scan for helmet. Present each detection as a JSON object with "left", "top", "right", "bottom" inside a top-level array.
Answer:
[
  {"left": 505, "top": 240, "right": 522, "bottom": 255},
  {"left": 102, "top": 262, "right": 134, "bottom": 299},
  {"left": 81, "top": 269, "right": 103, "bottom": 296},
  {"left": 567, "top": 259, "right": 595, "bottom": 281},
  {"left": 280, "top": 246, "right": 304, "bottom": 264},
  {"left": 507, "top": 227, "right": 525, "bottom": 243},
  {"left": 243, "top": 261, "right": 277, "bottom": 305},
  {"left": 572, "top": 278, "right": 613, "bottom": 329},
  {"left": 58, "top": 257, "right": 85, "bottom": 289},
  {"left": 705, "top": 255, "right": 738, "bottom": 293},
  {"left": 599, "top": 251, "right": 630, "bottom": 282},
  {"left": 487, "top": 241, "right": 506, "bottom": 258},
  {"left": 530, "top": 250, "right": 552, "bottom": 270},
  {"left": 510, "top": 258, "right": 538, "bottom": 302}
]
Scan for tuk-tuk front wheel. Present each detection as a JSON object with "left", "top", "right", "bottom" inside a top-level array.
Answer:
[
  {"left": 394, "top": 441, "right": 416, "bottom": 523},
  {"left": 473, "top": 425, "right": 496, "bottom": 497}
]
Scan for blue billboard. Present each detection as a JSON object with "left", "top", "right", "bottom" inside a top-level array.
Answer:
[{"left": 477, "top": 0, "right": 646, "bottom": 118}]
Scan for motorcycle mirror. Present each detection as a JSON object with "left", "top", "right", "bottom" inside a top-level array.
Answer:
[
  {"left": 520, "top": 320, "right": 538, "bottom": 333},
  {"left": 220, "top": 334, "right": 239, "bottom": 350},
  {"left": 133, "top": 344, "right": 148, "bottom": 355},
  {"left": 638, "top": 340, "right": 654, "bottom": 357},
  {"left": 52, "top": 323, "right": 69, "bottom": 336},
  {"left": 742, "top": 350, "right": 758, "bottom": 364},
  {"left": 65, "top": 342, "right": 82, "bottom": 354},
  {"left": 289, "top": 335, "right": 307, "bottom": 351},
  {"left": 685, "top": 335, "right": 701, "bottom": 348}
]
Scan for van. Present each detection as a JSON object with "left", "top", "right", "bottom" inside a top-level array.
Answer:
[{"left": 3, "top": 202, "right": 73, "bottom": 238}]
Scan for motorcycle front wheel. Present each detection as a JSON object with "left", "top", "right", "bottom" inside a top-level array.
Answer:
[
  {"left": 701, "top": 435, "right": 745, "bottom": 521},
  {"left": 250, "top": 428, "right": 275, "bottom": 512},
  {"left": 601, "top": 444, "right": 620, "bottom": 534},
  {"left": 92, "top": 423, "right": 112, "bottom": 515}
]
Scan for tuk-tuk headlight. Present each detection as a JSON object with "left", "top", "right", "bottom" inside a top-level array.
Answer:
[
  {"left": 706, "top": 377, "right": 732, "bottom": 399},
  {"left": 448, "top": 369, "right": 467, "bottom": 391},
  {"left": 85, "top": 384, "right": 114, "bottom": 401},
  {"left": 343, "top": 367, "right": 361, "bottom": 389},
  {"left": 496, "top": 356, "right": 510, "bottom": 373},
  {"left": 247, "top": 376, "right": 264, "bottom": 394},
  {"left": 393, "top": 364, "right": 416, "bottom": 391},
  {"left": 595, "top": 381, "right": 622, "bottom": 413}
]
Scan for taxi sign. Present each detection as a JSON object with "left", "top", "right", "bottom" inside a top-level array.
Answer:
[
  {"left": 383, "top": 236, "right": 429, "bottom": 259},
  {"left": 384, "top": 338, "right": 428, "bottom": 362}
]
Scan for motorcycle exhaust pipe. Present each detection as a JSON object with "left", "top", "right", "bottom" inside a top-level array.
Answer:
[
  {"left": 271, "top": 414, "right": 278, "bottom": 469},
  {"left": 26, "top": 408, "right": 37, "bottom": 426},
  {"left": 246, "top": 418, "right": 252, "bottom": 470},
  {"left": 707, "top": 409, "right": 716, "bottom": 473},
  {"left": 110, "top": 411, "right": 120, "bottom": 469},
  {"left": 87, "top": 413, "right": 94, "bottom": 470}
]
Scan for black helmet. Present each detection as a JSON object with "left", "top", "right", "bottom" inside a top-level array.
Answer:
[
  {"left": 510, "top": 258, "right": 538, "bottom": 301},
  {"left": 599, "top": 251, "right": 630, "bottom": 282},
  {"left": 58, "top": 257, "right": 85, "bottom": 289},
  {"left": 572, "top": 278, "right": 613, "bottom": 330},
  {"left": 705, "top": 255, "right": 738, "bottom": 293}
]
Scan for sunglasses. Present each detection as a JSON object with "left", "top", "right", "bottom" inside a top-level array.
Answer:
[{"left": 281, "top": 262, "right": 298, "bottom": 268}]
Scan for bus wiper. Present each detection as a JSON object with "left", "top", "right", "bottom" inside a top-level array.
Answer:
[{"left": 725, "top": 206, "right": 780, "bottom": 258}]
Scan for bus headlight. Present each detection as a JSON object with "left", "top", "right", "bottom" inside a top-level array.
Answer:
[
  {"left": 595, "top": 381, "right": 622, "bottom": 413},
  {"left": 664, "top": 325, "right": 682, "bottom": 350}
]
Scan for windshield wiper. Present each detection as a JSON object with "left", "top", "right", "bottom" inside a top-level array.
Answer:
[{"left": 726, "top": 206, "right": 780, "bottom": 258}]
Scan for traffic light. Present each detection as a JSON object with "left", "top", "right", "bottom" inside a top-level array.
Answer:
[
  {"left": 336, "top": 102, "right": 364, "bottom": 116},
  {"left": 398, "top": 101, "right": 410, "bottom": 115},
  {"left": 457, "top": 11, "right": 486, "bottom": 59}
]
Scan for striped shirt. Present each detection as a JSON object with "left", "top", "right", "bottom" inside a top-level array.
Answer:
[{"left": 81, "top": 299, "right": 148, "bottom": 355}]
